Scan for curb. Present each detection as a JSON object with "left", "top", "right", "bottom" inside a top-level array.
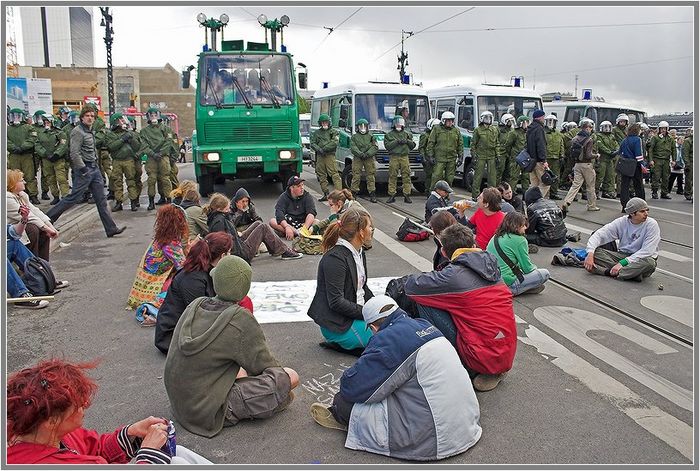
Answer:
[{"left": 50, "top": 204, "right": 100, "bottom": 253}]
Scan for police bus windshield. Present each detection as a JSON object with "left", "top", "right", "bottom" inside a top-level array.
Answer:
[
  {"left": 200, "top": 55, "right": 294, "bottom": 107},
  {"left": 354, "top": 94, "right": 430, "bottom": 133},
  {"left": 477, "top": 96, "right": 543, "bottom": 124}
]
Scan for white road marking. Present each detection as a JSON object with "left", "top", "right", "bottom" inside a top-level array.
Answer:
[
  {"left": 640, "top": 296, "right": 694, "bottom": 328},
  {"left": 518, "top": 317, "right": 692, "bottom": 460}
]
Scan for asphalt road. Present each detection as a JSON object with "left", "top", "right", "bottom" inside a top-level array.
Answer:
[{"left": 6, "top": 162, "right": 694, "bottom": 465}]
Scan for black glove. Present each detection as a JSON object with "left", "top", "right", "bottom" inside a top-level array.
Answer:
[
  {"left": 152, "top": 152, "right": 162, "bottom": 160},
  {"left": 78, "top": 166, "right": 90, "bottom": 176},
  {"left": 121, "top": 133, "right": 132, "bottom": 143},
  {"left": 48, "top": 153, "right": 61, "bottom": 163},
  {"left": 11, "top": 145, "right": 21, "bottom": 154},
  {"left": 397, "top": 139, "right": 406, "bottom": 145}
]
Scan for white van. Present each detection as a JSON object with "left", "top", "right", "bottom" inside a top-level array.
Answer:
[{"left": 542, "top": 94, "right": 646, "bottom": 130}]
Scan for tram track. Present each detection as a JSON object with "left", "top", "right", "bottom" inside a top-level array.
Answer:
[{"left": 362, "top": 194, "right": 694, "bottom": 347}]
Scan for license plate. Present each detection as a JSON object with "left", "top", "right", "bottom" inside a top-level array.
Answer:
[{"left": 238, "top": 155, "right": 262, "bottom": 162}]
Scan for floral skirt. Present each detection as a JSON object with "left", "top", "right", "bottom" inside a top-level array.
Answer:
[{"left": 126, "top": 252, "right": 174, "bottom": 310}]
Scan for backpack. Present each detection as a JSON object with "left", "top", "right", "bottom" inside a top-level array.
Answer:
[
  {"left": 396, "top": 217, "right": 430, "bottom": 242},
  {"left": 569, "top": 135, "right": 591, "bottom": 163},
  {"left": 22, "top": 256, "right": 57, "bottom": 296},
  {"left": 385, "top": 275, "right": 419, "bottom": 318},
  {"left": 293, "top": 236, "right": 323, "bottom": 255}
]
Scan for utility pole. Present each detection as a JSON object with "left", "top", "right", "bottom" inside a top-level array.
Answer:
[
  {"left": 100, "top": 7, "right": 115, "bottom": 115},
  {"left": 40, "top": 7, "right": 50, "bottom": 67},
  {"left": 574, "top": 74, "right": 579, "bottom": 98},
  {"left": 397, "top": 30, "right": 413, "bottom": 84}
]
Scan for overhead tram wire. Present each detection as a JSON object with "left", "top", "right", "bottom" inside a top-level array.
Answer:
[
  {"left": 421, "top": 20, "right": 692, "bottom": 33},
  {"left": 373, "top": 7, "right": 476, "bottom": 62},
  {"left": 312, "top": 7, "right": 364, "bottom": 53},
  {"left": 536, "top": 56, "right": 692, "bottom": 78}
]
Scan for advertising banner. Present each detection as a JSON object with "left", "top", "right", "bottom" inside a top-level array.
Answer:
[{"left": 6, "top": 78, "right": 53, "bottom": 115}]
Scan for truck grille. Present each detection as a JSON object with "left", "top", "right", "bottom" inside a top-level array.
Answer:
[
  {"left": 375, "top": 150, "right": 422, "bottom": 165},
  {"left": 204, "top": 121, "right": 292, "bottom": 144}
]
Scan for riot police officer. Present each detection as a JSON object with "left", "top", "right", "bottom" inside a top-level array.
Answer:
[
  {"left": 503, "top": 115, "right": 530, "bottom": 193},
  {"left": 595, "top": 121, "right": 619, "bottom": 199},
  {"left": 350, "top": 118, "right": 379, "bottom": 203},
  {"left": 35, "top": 114, "right": 70, "bottom": 205},
  {"left": 544, "top": 114, "right": 564, "bottom": 200},
  {"left": 419, "top": 118, "right": 440, "bottom": 196},
  {"left": 384, "top": 116, "right": 416, "bottom": 203},
  {"left": 427, "top": 111, "right": 463, "bottom": 189},
  {"left": 649, "top": 120, "right": 676, "bottom": 199},
  {"left": 138, "top": 107, "right": 172, "bottom": 210},
  {"left": 470, "top": 110, "right": 499, "bottom": 198},
  {"left": 7, "top": 108, "right": 41, "bottom": 204},
  {"left": 105, "top": 113, "right": 141, "bottom": 211},
  {"left": 496, "top": 113, "right": 515, "bottom": 184},
  {"left": 310, "top": 113, "right": 341, "bottom": 201}
]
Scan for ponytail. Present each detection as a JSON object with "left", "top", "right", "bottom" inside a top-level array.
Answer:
[
  {"left": 321, "top": 221, "right": 342, "bottom": 253},
  {"left": 321, "top": 207, "right": 371, "bottom": 253},
  {"left": 183, "top": 232, "right": 233, "bottom": 272}
]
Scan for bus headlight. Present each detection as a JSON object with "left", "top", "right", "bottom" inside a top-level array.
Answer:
[
  {"left": 204, "top": 152, "right": 220, "bottom": 162},
  {"left": 279, "top": 150, "right": 295, "bottom": 160}
]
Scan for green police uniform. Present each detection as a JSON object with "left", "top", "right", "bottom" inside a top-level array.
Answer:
[
  {"left": 32, "top": 119, "right": 50, "bottom": 198},
  {"left": 92, "top": 116, "right": 113, "bottom": 193},
  {"left": 35, "top": 125, "right": 70, "bottom": 200},
  {"left": 384, "top": 128, "right": 416, "bottom": 196},
  {"left": 649, "top": 133, "right": 677, "bottom": 196},
  {"left": 545, "top": 128, "right": 565, "bottom": 198},
  {"left": 612, "top": 125, "right": 627, "bottom": 145},
  {"left": 503, "top": 127, "right": 528, "bottom": 192},
  {"left": 350, "top": 130, "right": 378, "bottom": 194},
  {"left": 427, "top": 123, "right": 463, "bottom": 187},
  {"left": 418, "top": 130, "right": 433, "bottom": 193},
  {"left": 560, "top": 127, "right": 580, "bottom": 189},
  {"left": 594, "top": 132, "right": 618, "bottom": 196},
  {"left": 683, "top": 135, "right": 693, "bottom": 200},
  {"left": 106, "top": 125, "right": 141, "bottom": 204},
  {"left": 496, "top": 125, "right": 512, "bottom": 183},
  {"left": 139, "top": 122, "right": 173, "bottom": 203},
  {"left": 311, "top": 125, "right": 341, "bottom": 195},
  {"left": 7, "top": 121, "right": 39, "bottom": 198},
  {"left": 470, "top": 123, "right": 499, "bottom": 197},
  {"left": 168, "top": 131, "right": 180, "bottom": 190}
]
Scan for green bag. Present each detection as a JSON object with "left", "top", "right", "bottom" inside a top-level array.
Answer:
[{"left": 293, "top": 236, "right": 323, "bottom": 255}]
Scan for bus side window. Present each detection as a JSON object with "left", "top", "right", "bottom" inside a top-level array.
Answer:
[
  {"left": 458, "top": 98, "right": 474, "bottom": 131},
  {"left": 311, "top": 100, "right": 321, "bottom": 123},
  {"left": 585, "top": 107, "right": 598, "bottom": 124},
  {"left": 430, "top": 100, "right": 436, "bottom": 116},
  {"left": 566, "top": 108, "right": 581, "bottom": 124}
]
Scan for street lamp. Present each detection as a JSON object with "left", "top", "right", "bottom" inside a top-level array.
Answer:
[{"left": 99, "top": 7, "right": 115, "bottom": 114}]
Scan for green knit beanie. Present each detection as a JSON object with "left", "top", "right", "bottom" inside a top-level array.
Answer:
[{"left": 210, "top": 255, "right": 252, "bottom": 302}]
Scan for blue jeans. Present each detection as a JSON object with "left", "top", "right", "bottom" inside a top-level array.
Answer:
[
  {"left": 509, "top": 268, "right": 550, "bottom": 296},
  {"left": 417, "top": 304, "right": 477, "bottom": 378},
  {"left": 46, "top": 163, "right": 118, "bottom": 235},
  {"left": 320, "top": 319, "right": 372, "bottom": 350},
  {"left": 7, "top": 239, "right": 35, "bottom": 297}
]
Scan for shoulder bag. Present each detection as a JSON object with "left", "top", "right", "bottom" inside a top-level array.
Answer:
[{"left": 493, "top": 237, "right": 525, "bottom": 283}]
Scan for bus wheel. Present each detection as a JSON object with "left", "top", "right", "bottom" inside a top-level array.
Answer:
[
  {"left": 413, "top": 182, "right": 426, "bottom": 194},
  {"left": 198, "top": 174, "right": 214, "bottom": 197},
  {"left": 342, "top": 166, "right": 352, "bottom": 190}
]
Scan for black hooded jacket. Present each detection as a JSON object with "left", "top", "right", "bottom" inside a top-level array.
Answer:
[
  {"left": 524, "top": 187, "right": 567, "bottom": 246},
  {"left": 526, "top": 119, "right": 547, "bottom": 163}
]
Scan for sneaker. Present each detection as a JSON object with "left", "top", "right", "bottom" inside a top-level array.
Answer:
[
  {"left": 281, "top": 251, "right": 303, "bottom": 260},
  {"left": 603, "top": 192, "right": 617, "bottom": 199},
  {"left": 310, "top": 403, "right": 348, "bottom": 431},
  {"left": 528, "top": 244, "right": 539, "bottom": 254},
  {"left": 560, "top": 204, "right": 568, "bottom": 219},
  {"left": 473, "top": 373, "right": 506, "bottom": 392},
  {"left": 55, "top": 280, "right": 70, "bottom": 290},
  {"left": 318, "top": 194, "right": 329, "bottom": 202},
  {"left": 14, "top": 293, "right": 49, "bottom": 310},
  {"left": 524, "top": 284, "right": 546, "bottom": 294},
  {"left": 587, "top": 206, "right": 601, "bottom": 211},
  {"left": 566, "top": 232, "right": 581, "bottom": 242}
]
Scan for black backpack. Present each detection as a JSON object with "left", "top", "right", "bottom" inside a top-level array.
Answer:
[
  {"left": 385, "top": 275, "right": 419, "bottom": 318},
  {"left": 569, "top": 135, "right": 591, "bottom": 162},
  {"left": 23, "top": 256, "right": 57, "bottom": 296}
]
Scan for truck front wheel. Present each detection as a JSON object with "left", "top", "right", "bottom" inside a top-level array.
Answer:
[{"left": 198, "top": 173, "right": 214, "bottom": 197}]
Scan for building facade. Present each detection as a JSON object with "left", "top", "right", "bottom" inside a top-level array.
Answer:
[{"left": 20, "top": 7, "right": 95, "bottom": 68}]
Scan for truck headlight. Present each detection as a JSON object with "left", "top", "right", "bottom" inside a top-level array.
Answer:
[
  {"left": 204, "top": 152, "right": 220, "bottom": 162},
  {"left": 279, "top": 150, "right": 295, "bottom": 159}
]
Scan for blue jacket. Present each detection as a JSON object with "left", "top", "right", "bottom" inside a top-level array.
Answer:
[{"left": 340, "top": 309, "right": 482, "bottom": 461}]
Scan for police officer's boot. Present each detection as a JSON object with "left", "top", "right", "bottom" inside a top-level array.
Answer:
[
  {"left": 107, "top": 190, "right": 115, "bottom": 201},
  {"left": 112, "top": 201, "right": 123, "bottom": 212},
  {"left": 166, "top": 197, "right": 172, "bottom": 204},
  {"left": 404, "top": 195, "right": 412, "bottom": 204},
  {"left": 156, "top": 194, "right": 167, "bottom": 205},
  {"left": 369, "top": 192, "right": 378, "bottom": 203},
  {"left": 651, "top": 191, "right": 659, "bottom": 199},
  {"left": 29, "top": 195, "right": 41, "bottom": 205},
  {"left": 50, "top": 196, "right": 60, "bottom": 205},
  {"left": 131, "top": 199, "right": 139, "bottom": 212},
  {"left": 41, "top": 191, "right": 50, "bottom": 201},
  {"left": 147, "top": 196, "right": 156, "bottom": 210},
  {"left": 386, "top": 195, "right": 396, "bottom": 204},
  {"left": 318, "top": 193, "right": 328, "bottom": 202}
]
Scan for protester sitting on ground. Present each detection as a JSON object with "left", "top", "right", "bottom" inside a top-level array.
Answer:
[
  {"left": 309, "top": 295, "right": 482, "bottom": 461},
  {"left": 7, "top": 169, "right": 59, "bottom": 261},
  {"left": 231, "top": 188, "right": 263, "bottom": 231},
  {"left": 497, "top": 181, "right": 524, "bottom": 214},
  {"left": 307, "top": 208, "right": 375, "bottom": 355},
  {"left": 170, "top": 180, "right": 208, "bottom": 242},
  {"left": 310, "top": 189, "right": 366, "bottom": 235},
  {"left": 164, "top": 255, "right": 299, "bottom": 438},
  {"left": 269, "top": 176, "right": 317, "bottom": 240},
  {"left": 583, "top": 197, "right": 660, "bottom": 282},
  {"left": 6, "top": 209, "right": 68, "bottom": 309},
  {"left": 523, "top": 186, "right": 567, "bottom": 247},
  {"left": 424, "top": 180, "right": 465, "bottom": 224},
  {"left": 463, "top": 187, "right": 505, "bottom": 250},
  {"left": 428, "top": 210, "right": 458, "bottom": 271},
  {"left": 155, "top": 232, "right": 253, "bottom": 354},
  {"left": 7, "top": 358, "right": 211, "bottom": 464},
  {"left": 405, "top": 224, "right": 516, "bottom": 391},
  {"left": 205, "top": 193, "right": 302, "bottom": 263},
  {"left": 126, "top": 205, "right": 188, "bottom": 311},
  {"left": 487, "top": 212, "right": 550, "bottom": 295}
]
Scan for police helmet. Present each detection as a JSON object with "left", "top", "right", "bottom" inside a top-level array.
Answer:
[
  {"left": 545, "top": 114, "right": 558, "bottom": 129},
  {"left": 68, "top": 111, "right": 80, "bottom": 126},
  {"left": 600, "top": 121, "right": 613, "bottom": 133},
  {"left": 541, "top": 168, "right": 558, "bottom": 186},
  {"left": 501, "top": 113, "right": 515, "bottom": 127},
  {"left": 33, "top": 109, "right": 47, "bottom": 125},
  {"left": 517, "top": 115, "right": 530, "bottom": 128},
  {"left": 565, "top": 121, "right": 578, "bottom": 131},
  {"left": 640, "top": 123, "right": 650, "bottom": 132},
  {"left": 41, "top": 114, "right": 55, "bottom": 125},
  {"left": 59, "top": 106, "right": 71, "bottom": 117},
  {"left": 616, "top": 113, "right": 629, "bottom": 125},
  {"left": 393, "top": 116, "right": 406, "bottom": 129},
  {"left": 426, "top": 118, "right": 441, "bottom": 131},
  {"left": 657, "top": 120, "right": 670, "bottom": 130},
  {"left": 579, "top": 118, "right": 594, "bottom": 128},
  {"left": 479, "top": 110, "right": 493, "bottom": 125},
  {"left": 146, "top": 107, "right": 161, "bottom": 123},
  {"left": 441, "top": 111, "right": 456, "bottom": 125},
  {"left": 9, "top": 108, "right": 25, "bottom": 123},
  {"left": 685, "top": 127, "right": 693, "bottom": 137},
  {"left": 318, "top": 113, "right": 331, "bottom": 125},
  {"left": 356, "top": 118, "right": 369, "bottom": 134}
]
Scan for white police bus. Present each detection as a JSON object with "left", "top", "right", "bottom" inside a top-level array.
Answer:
[
  {"left": 542, "top": 90, "right": 647, "bottom": 130},
  {"left": 310, "top": 82, "right": 432, "bottom": 193},
  {"left": 428, "top": 83, "right": 544, "bottom": 187}
]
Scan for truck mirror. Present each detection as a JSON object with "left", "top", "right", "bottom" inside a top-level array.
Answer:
[
  {"left": 181, "top": 70, "right": 191, "bottom": 89},
  {"left": 298, "top": 72, "right": 307, "bottom": 90}
]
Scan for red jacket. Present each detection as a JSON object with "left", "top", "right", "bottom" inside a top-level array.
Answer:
[
  {"left": 7, "top": 426, "right": 169, "bottom": 464},
  {"left": 405, "top": 248, "right": 516, "bottom": 375}
]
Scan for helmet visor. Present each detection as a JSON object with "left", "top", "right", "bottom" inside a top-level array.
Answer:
[{"left": 357, "top": 123, "right": 368, "bottom": 134}]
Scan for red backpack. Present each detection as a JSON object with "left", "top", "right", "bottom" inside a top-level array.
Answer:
[{"left": 396, "top": 218, "right": 430, "bottom": 242}]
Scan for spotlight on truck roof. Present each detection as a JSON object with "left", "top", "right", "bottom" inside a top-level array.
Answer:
[
  {"left": 220, "top": 13, "right": 229, "bottom": 24},
  {"left": 280, "top": 15, "right": 290, "bottom": 26},
  {"left": 197, "top": 12, "right": 207, "bottom": 24},
  {"left": 257, "top": 14, "right": 268, "bottom": 25}
]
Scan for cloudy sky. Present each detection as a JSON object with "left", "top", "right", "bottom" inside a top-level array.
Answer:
[{"left": 15, "top": 5, "right": 694, "bottom": 115}]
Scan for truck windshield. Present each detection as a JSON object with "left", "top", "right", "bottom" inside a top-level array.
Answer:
[
  {"left": 477, "top": 96, "right": 543, "bottom": 123},
  {"left": 355, "top": 94, "right": 430, "bottom": 133},
  {"left": 200, "top": 54, "right": 294, "bottom": 106},
  {"left": 590, "top": 107, "right": 646, "bottom": 125}
]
